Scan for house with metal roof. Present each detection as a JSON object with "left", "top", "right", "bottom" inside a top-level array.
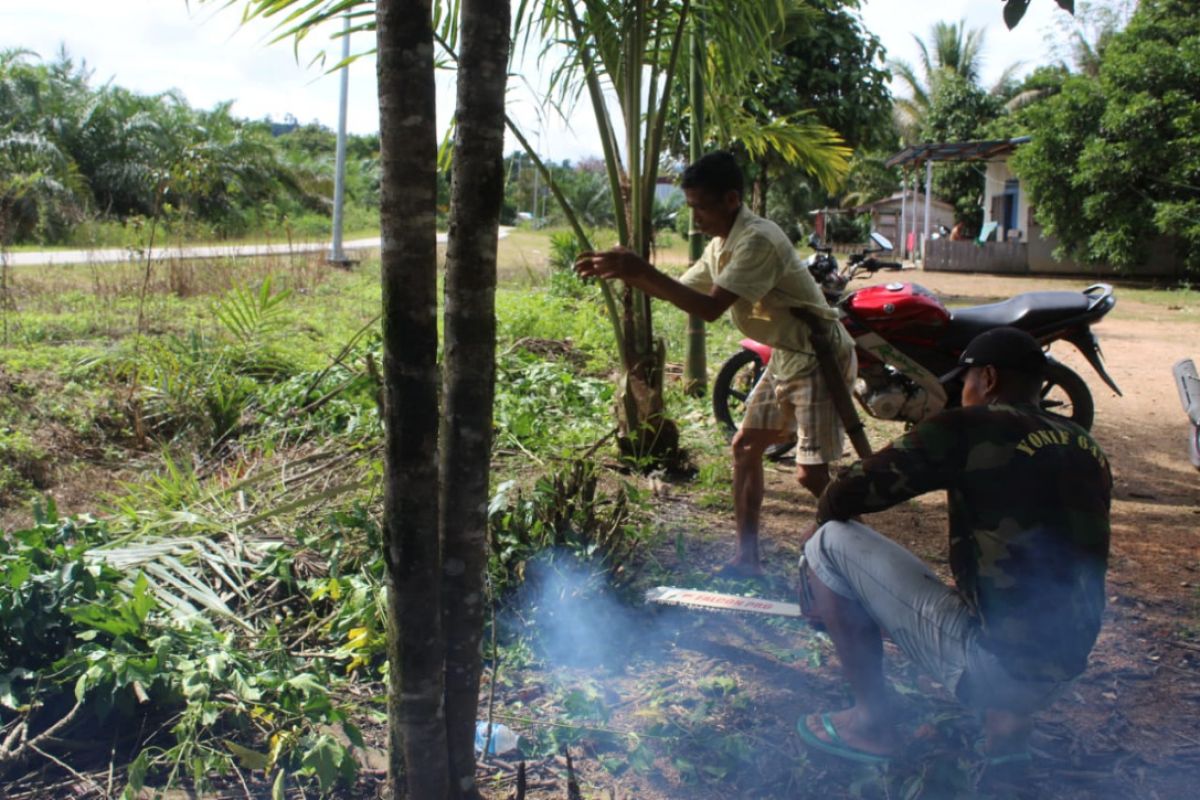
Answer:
[{"left": 886, "top": 136, "right": 1182, "bottom": 277}]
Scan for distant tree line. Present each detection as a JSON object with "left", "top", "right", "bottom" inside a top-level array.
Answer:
[{"left": 0, "top": 48, "right": 382, "bottom": 246}]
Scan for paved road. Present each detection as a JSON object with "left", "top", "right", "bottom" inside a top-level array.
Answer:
[{"left": 5, "top": 228, "right": 510, "bottom": 267}]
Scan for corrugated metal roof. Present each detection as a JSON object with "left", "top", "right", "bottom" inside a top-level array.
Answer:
[
  {"left": 850, "top": 192, "right": 955, "bottom": 213},
  {"left": 885, "top": 136, "right": 1031, "bottom": 168}
]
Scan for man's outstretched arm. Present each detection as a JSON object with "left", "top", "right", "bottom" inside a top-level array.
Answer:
[
  {"left": 818, "top": 415, "right": 963, "bottom": 523},
  {"left": 574, "top": 247, "right": 738, "bottom": 322}
]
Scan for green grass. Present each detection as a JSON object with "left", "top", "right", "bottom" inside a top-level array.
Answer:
[{"left": 5, "top": 225, "right": 1199, "bottom": 798}]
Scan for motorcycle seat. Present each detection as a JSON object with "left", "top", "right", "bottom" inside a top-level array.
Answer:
[{"left": 943, "top": 291, "right": 1092, "bottom": 349}]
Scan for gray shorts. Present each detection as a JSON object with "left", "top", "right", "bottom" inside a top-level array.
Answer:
[{"left": 803, "top": 521, "right": 1070, "bottom": 714}]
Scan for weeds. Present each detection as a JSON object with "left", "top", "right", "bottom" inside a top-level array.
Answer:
[
  {"left": 0, "top": 494, "right": 378, "bottom": 796},
  {"left": 493, "top": 348, "right": 613, "bottom": 455},
  {"left": 487, "top": 460, "right": 649, "bottom": 592},
  {"left": 0, "top": 237, "right": 718, "bottom": 797}
]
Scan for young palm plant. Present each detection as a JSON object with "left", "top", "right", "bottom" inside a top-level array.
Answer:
[{"left": 515, "top": 0, "right": 851, "bottom": 464}]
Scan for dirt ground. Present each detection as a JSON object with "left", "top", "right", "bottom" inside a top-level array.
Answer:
[
  {"left": 476, "top": 270, "right": 1200, "bottom": 800},
  {"left": 4, "top": 268, "right": 1198, "bottom": 798}
]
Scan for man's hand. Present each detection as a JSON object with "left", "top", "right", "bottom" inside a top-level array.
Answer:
[
  {"left": 574, "top": 247, "right": 652, "bottom": 283},
  {"left": 575, "top": 247, "right": 739, "bottom": 322}
]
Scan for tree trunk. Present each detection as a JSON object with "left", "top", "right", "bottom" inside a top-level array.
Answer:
[
  {"left": 440, "top": 1, "right": 509, "bottom": 797},
  {"left": 751, "top": 157, "right": 769, "bottom": 217},
  {"left": 376, "top": 2, "right": 448, "bottom": 798}
]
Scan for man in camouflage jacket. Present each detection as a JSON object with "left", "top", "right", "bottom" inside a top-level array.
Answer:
[{"left": 796, "top": 327, "right": 1111, "bottom": 767}]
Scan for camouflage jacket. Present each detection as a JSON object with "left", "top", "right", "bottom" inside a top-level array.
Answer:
[{"left": 818, "top": 403, "right": 1112, "bottom": 682}]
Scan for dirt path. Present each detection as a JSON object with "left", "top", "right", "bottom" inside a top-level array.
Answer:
[{"left": 485, "top": 271, "right": 1200, "bottom": 800}]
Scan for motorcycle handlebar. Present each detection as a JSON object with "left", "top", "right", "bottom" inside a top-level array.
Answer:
[{"left": 844, "top": 258, "right": 904, "bottom": 280}]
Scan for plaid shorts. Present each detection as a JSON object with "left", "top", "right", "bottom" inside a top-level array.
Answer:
[{"left": 741, "top": 349, "right": 857, "bottom": 465}]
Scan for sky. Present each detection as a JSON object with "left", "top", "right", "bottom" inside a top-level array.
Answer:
[{"left": 3, "top": 0, "right": 1077, "bottom": 162}]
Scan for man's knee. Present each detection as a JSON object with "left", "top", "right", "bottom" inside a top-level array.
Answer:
[
  {"left": 795, "top": 462, "right": 830, "bottom": 494},
  {"left": 804, "top": 519, "right": 850, "bottom": 561},
  {"left": 803, "top": 520, "right": 881, "bottom": 597},
  {"left": 731, "top": 429, "right": 784, "bottom": 465}
]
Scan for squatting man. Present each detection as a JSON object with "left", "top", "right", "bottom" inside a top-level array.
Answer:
[
  {"left": 796, "top": 327, "right": 1112, "bottom": 768},
  {"left": 574, "top": 151, "right": 856, "bottom": 578}
]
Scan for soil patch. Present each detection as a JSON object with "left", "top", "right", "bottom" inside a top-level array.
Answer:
[{"left": 474, "top": 270, "right": 1200, "bottom": 799}]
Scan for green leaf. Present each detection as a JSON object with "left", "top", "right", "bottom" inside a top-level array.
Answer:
[
  {"left": 272, "top": 769, "right": 287, "bottom": 800},
  {"left": 226, "top": 740, "right": 270, "bottom": 771},
  {"left": 130, "top": 573, "right": 155, "bottom": 622},
  {"left": 628, "top": 742, "right": 655, "bottom": 773},
  {"left": 1003, "top": 0, "right": 1032, "bottom": 30},
  {"left": 300, "top": 733, "right": 344, "bottom": 791},
  {"left": 342, "top": 721, "right": 365, "bottom": 749},
  {"left": 7, "top": 560, "right": 30, "bottom": 588},
  {"left": 124, "top": 750, "right": 150, "bottom": 797},
  {"left": 674, "top": 757, "right": 697, "bottom": 781},
  {"left": 66, "top": 603, "right": 138, "bottom": 637},
  {"left": 600, "top": 755, "right": 627, "bottom": 775},
  {"left": 285, "top": 672, "right": 325, "bottom": 697}
]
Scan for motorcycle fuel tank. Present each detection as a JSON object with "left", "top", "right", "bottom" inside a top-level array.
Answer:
[{"left": 844, "top": 282, "right": 950, "bottom": 343}]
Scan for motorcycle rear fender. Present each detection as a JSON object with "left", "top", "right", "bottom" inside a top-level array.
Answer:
[
  {"left": 1174, "top": 358, "right": 1200, "bottom": 427},
  {"left": 1062, "top": 327, "right": 1122, "bottom": 396},
  {"left": 739, "top": 338, "right": 773, "bottom": 364}
]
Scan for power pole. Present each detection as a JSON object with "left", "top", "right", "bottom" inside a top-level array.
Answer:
[
  {"left": 328, "top": 12, "right": 354, "bottom": 267},
  {"left": 683, "top": 15, "right": 707, "bottom": 396}
]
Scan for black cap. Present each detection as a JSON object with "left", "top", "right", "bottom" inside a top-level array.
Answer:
[{"left": 940, "top": 326, "right": 1047, "bottom": 383}]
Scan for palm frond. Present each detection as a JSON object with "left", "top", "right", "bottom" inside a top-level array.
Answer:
[
  {"left": 722, "top": 111, "right": 851, "bottom": 194},
  {"left": 211, "top": 276, "right": 293, "bottom": 347},
  {"left": 84, "top": 535, "right": 276, "bottom": 631}
]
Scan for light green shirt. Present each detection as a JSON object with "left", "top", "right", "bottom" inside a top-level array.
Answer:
[{"left": 680, "top": 206, "right": 852, "bottom": 381}]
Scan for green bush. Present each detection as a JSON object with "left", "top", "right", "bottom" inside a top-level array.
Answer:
[{"left": 547, "top": 230, "right": 590, "bottom": 298}]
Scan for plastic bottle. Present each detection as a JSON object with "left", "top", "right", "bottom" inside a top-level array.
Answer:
[{"left": 474, "top": 721, "right": 519, "bottom": 756}]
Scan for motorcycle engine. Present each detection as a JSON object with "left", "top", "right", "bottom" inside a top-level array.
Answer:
[{"left": 854, "top": 365, "right": 930, "bottom": 422}]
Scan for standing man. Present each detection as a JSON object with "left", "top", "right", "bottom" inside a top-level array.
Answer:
[
  {"left": 796, "top": 327, "right": 1111, "bottom": 769},
  {"left": 575, "top": 151, "right": 855, "bottom": 577}
]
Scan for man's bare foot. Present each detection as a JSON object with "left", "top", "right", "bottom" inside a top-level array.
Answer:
[
  {"left": 801, "top": 707, "right": 898, "bottom": 759},
  {"left": 982, "top": 709, "right": 1032, "bottom": 758}
]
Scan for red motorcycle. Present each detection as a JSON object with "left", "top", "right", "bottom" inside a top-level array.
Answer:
[{"left": 713, "top": 234, "right": 1121, "bottom": 443}]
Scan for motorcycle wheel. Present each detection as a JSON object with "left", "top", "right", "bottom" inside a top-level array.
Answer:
[
  {"left": 1040, "top": 361, "right": 1095, "bottom": 430},
  {"left": 712, "top": 349, "right": 797, "bottom": 460}
]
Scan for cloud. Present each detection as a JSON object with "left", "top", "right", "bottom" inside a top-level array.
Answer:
[{"left": 3, "top": 0, "right": 1077, "bottom": 162}]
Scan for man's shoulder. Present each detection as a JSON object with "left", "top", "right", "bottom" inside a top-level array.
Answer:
[
  {"left": 901, "top": 404, "right": 1035, "bottom": 451},
  {"left": 937, "top": 403, "right": 1110, "bottom": 468},
  {"left": 737, "top": 209, "right": 791, "bottom": 244}
]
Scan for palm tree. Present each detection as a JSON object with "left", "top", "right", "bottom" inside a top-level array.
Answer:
[
  {"left": 208, "top": 2, "right": 509, "bottom": 797},
  {"left": 438, "top": 0, "right": 510, "bottom": 796},
  {"left": 373, "top": 1, "right": 447, "bottom": 795},
  {"left": 890, "top": 19, "right": 1022, "bottom": 139},
  {"left": 1055, "top": 0, "right": 1134, "bottom": 77},
  {"left": 0, "top": 50, "right": 91, "bottom": 242},
  {"left": 515, "top": 0, "right": 850, "bottom": 462}
]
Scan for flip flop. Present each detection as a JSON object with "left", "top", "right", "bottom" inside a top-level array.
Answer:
[
  {"left": 796, "top": 713, "right": 892, "bottom": 766},
  {"left": 973, "top": 738, "right": 1033, "bottom": 767},
  {"left": 983, "top": 751, "right": 1031, "bottom": 767},
  {"left": 974, "top": 749, "right": 1033, "bottom": 791}
]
